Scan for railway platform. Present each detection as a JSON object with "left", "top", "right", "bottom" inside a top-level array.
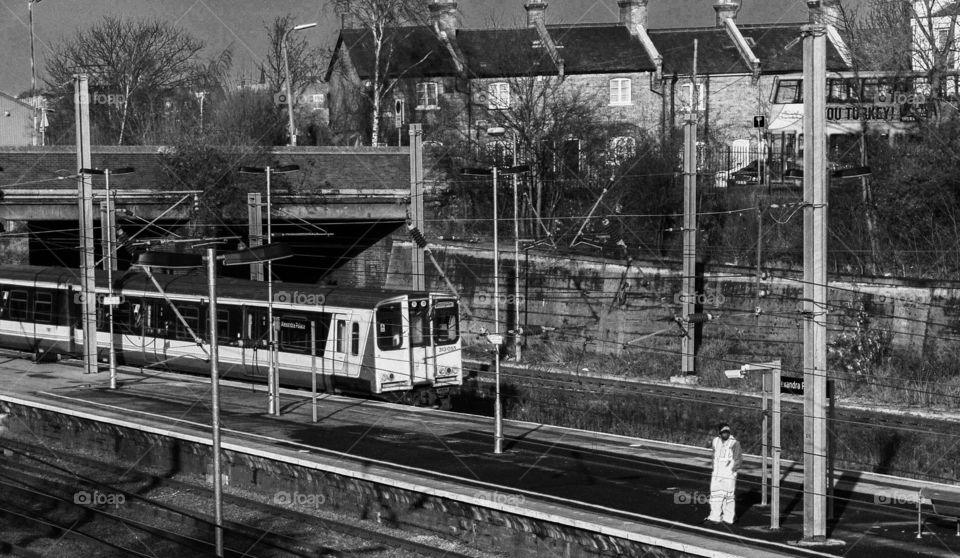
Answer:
[{"left": 0, "top": 357, "right": 956, "bottom": 557}]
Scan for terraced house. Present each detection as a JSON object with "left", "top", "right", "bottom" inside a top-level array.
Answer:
[{"left": 326, "top": 0, "right": 851, "bottom": 176}]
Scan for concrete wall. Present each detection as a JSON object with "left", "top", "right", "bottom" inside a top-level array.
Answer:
[{"left": 381, "top": 242, "right": 960, "bottom": 359}]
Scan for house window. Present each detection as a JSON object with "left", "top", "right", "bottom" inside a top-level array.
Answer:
[
  {"left": 609, "top": 78, "right": 632, "bottom": 105},
  {"left": 416, "top": 82, "right": 439, "bottom": 109},
  {"left": 488, "top": 82, "right": 510, "bottom": 109},
  {"left": 606, "top": 136, "right": 636, "bottom": 165},
  {"left": 680, "top": 81, "right": 705, "bottom": 112}
]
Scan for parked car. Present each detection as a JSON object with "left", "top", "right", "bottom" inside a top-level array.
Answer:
[{"left": 714, "top": 159, "right": 763, "bottom": 187}]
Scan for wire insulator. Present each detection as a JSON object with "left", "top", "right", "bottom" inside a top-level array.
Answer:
[{"left": 407, "top": 223, "right": 429, "bottom": 249}]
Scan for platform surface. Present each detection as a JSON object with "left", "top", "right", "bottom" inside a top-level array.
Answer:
[{"left": 0, "top": 357, "right": 956, "bottom": 558}]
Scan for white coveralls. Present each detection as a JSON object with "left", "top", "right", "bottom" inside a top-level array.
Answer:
[{"left": 707, "top": 434, "right": 742, "bottom": 523}]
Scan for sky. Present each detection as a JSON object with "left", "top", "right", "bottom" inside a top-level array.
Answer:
[{"left": 0, "top": 0, "right": 842, "bottom": 97}]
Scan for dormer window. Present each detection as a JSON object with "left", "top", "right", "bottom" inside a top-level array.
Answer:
[
  {"left": 609, "top": 78, "right": 632, "bottom": 106},
  {"left": 488, "top": 82, "right": 510, "bottom": 110}
]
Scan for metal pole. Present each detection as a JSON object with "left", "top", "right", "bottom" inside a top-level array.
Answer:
[
  {"left": 247, "top": 193, "right": 264, "bottom": 281},
  {"left": 409, "top": 123, "right": 425, "bottom": 291},
  {"left": 512, "top": 135, "right": 522, "bottom": 362},
  {"left": 761, "top": 373, "right": 769, "bottom": 507},
  {"left": 802, "top": 21, "right": 829, "bottom": 542},
  {"left": 680, "top": 118, "right": 697, "bottom": 377},
  {"left": 29, "top": 0, "right": 38, "bottom": 147},
  {"left": 311, "top": 320, "right": 317, "bottom": 423},
  {"left": 75, "top": 74, "right": 97, "bottom": 376},
  {"left": 283, "top": 36, "right": 296, "bottom": 146},
  {"left": 106, "top": 170, "right": 117, "bottom": 389},
  {"left": 756, "top": 203, "right": 763, "bottom": 319},
  {"left": 206, "top": 247, "right": 224, "bottom": 558},
  {"left": 772, "top": 360, "right": 782, "bottom": 531},
  {"left": 493, "top": 167, "right": 503, "bottom": 454},
  {"left": 266, "top": 168, "right": 278, "bottom": 415}
]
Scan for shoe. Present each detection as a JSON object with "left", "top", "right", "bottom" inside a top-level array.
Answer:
[{"left": 703, "top": 518, "right": 721, "bottom": 525}]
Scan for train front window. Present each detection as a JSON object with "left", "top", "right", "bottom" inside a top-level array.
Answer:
[
  {"left": 774, "top": 79, "right": 801, "bottom": 104},
  {"left": 433, "top": 300, "right": 460, "bottom": 345},
  {"left": 376, "top": 303, "right": 403, "bottom": 351}
]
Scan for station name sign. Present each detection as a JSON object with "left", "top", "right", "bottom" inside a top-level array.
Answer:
[{"left": 780, "top": 376, "right": 835, "bottom": 397}]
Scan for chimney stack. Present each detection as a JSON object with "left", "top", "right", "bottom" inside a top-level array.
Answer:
[
  {"left": 428, "top": 0, "right": 459, "bottom": 35},
  {"left": 525, "top": 2, "right": 548, "bottom": 28},
  {"left": 618, "top": 0, "right": 648, "bottom": 28},
  {"left": 714, "top": 0, "right": 740, "bottom": 27},
  {"left": 817, "top": 0, "right": 842, "bottom": 27}
]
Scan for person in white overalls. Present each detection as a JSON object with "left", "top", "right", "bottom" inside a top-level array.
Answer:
[{"left": 706, "top": 423, "right": 742, "bottom": 524}]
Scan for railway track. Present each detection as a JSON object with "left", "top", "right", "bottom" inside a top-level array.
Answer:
[{"left": 0, "top": 439, "right": 479, "bottom": 558}]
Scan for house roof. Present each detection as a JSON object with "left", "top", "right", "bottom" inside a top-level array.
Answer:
[
  {"left": 650, "top": 23, "right": 848, "bottom": 76},
  {"left": 327, "top": 20, "right": 851, "bottom": 82},
  {"left": 457, "top": 24, "right": 657, "bottom": 77},
  {"left": 329, "top": 26, "right": 460, "bottom": 81},
  {"left": 0, "top": 91, "right": 34, "bottom": 111}
]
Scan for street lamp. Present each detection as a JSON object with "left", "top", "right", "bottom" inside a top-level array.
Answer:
[
  {"left": 80, "top": 166, "right": 135, "bottom": 390},
  {"left": 486, "top": 126, "right": 524, "bottom": 362},
  {"left": 462, "top": 155, "right": 529, "bottom": 454},
  {"left": 238, "top": 164, "right": 301, "bottom": 415},
  {"left": 282, "top": 22, "right": 317, "bottom": 146},
  {"left": 137, "top": 242, "right": 291, "bottom": 558}
]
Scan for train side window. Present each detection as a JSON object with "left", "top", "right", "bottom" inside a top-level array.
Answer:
[
  {"left": 279, "top": 316, "right": 309, "bottom": 354},
  {"left": 216, "top": 308, "right": 236, "bottom": 345},
  {"left": 376, "top": 303, "right": 403, "bottom": 351},
  {"left": 175, "top": 305, "right": 200, "bottom": 342},
  {"left": 34, "top": 291, "right": 53, "bottom": 324},
  {"left": 351, "top": 322, "right": 360, "bottom": 355},
  {"left": 8, "top": 290, "right": 29, "bottom": 321},
  {"left": 335, "top": 320, "right": 345, "bottom": 353}
]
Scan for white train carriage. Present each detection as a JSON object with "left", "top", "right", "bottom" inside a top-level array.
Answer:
[{"left": 0, "top": 266, "right": 462, "bottom": 406}]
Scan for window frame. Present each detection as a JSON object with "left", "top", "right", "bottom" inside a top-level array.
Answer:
[
  {"left": 487, "top": 82, "right": 510, "bottom": 110},
  {"left": 609, "top": 78, "right": 632, "bottom": 106},
  {"left": 680, "top": 80, "right": 706, "bottom": 112},
  {"left": 415, "top": 82, "right": 439, "bottom": 110}
]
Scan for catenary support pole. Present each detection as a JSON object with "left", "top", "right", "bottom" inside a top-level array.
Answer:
[{"left": 75, "top": 74, "right": 97, "bottom": 375}]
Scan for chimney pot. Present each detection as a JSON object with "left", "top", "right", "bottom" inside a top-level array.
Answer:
[
  {"left": 429, "top": 1, "right": 460, "bottom": 34},
  {"left": 525, "top": 2, "right": 548, "bottom": 28},
  {"left": 618, "top": 0, "right": 648, "bottom": 28},
  {"left": 713, "top": 0, "right": 740, "bottom": 27}
]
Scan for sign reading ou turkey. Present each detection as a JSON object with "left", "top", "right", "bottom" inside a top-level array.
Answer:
[{"left": 826, "top": 92, "right": 928, "bottom": 122}]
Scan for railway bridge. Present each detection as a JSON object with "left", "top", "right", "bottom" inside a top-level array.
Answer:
[{"left": 0, "top": 144, "right": 440, "bottom": 283}]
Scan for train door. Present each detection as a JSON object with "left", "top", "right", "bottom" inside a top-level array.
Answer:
[
  {"left": 328, "top": 313, "right": 360, "bottom": 378},
  {"left": 408, "top": 298, "right": 432, "bottom": 385},
  {"left": 243, "top": 307, "right": 270, "bottom": 380}
]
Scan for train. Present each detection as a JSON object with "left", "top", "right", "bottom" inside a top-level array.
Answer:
[{"left": 0, "top": 266, "right": 462, "bottom": 407}]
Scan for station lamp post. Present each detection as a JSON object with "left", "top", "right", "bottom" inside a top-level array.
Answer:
[
  {"left": 462, "top": 153, "right": 529, "bottom": 454},
  {"left": 238, "top": 165, "right": 300, "bottom": 415},
  {"left": 137, "top": 242, "right": 291, "bottom": 558},
  {"left": 282, "top": 22, "right": 317, "bottom": 146},
  {"left": 79, "top": 166, "right": 135, "bottom": 390}
]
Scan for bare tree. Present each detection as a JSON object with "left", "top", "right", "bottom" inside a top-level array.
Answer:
[
  {"left": 334, "top": 0, "right": 431, "bottom": 145},
  {"left": 46, "top": 16, "right": 206, "bottom": 145},
  {"left": 264, "top": 15, "right": 328, "bottom": 100},
  {"left": 910, "top": 0, "right": 960, "bottom": 101},
  {"left": 480, "top": 75, "right": 633, "bottom": 237}
]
